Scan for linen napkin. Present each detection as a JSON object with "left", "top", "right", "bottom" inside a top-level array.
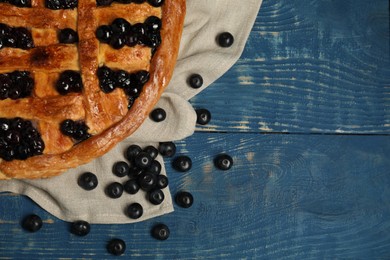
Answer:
[{"left": 0, "top": 0, "right": 263, "bottom": 224}]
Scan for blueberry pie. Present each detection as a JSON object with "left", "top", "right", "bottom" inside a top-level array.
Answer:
[{"left": 0, "top": 0, "right": 186, "bottom": 179}]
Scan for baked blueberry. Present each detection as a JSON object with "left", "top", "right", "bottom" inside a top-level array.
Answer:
[
  {"left": 45, "top": 0, "right": 78, "bottom": 9},
  {"left": 96, "top": 25, "right": 113, "bottom": 43},
  {"left": 96, "top": 0, "right": 114, "bottom": 6},
  {"left": 172, "top": 155, "right": 192, "bottom": 172},
  {"left": 134, "top": 152, "right": 152, "bottom": 169},
  {"left": 110, "top": 34, "right": 126, "bottom": 49},
  {"left": 115, "top": 70, "right": 132, "bottom": 89},
  {"left": 188, "top": 74, "right": 203, "bottom": 89},
  {"left": 148, "top": 160, "right": 162, "bottom": 175},
  {"left": 113, "top": 161, "right": 130, "bottom": 177},
  {"left": 195, "top": 108, "right": 211, "bottom": 125},
  {"left": 137, "top": 172, "right": 157, "bottom": 191},
  {"left": 10, "top": 0, "right": 31, "bottom": 7},
  {"left": 70, "top": 220, "right": 90, "bottom": 236},
  {"left": 147, "top": 0, "right": 164, "bottom": 7},
  {"left": 175, "top": 191, "right": 193, "bottom": 208},
  {"left": 107, "top": 238, "right": 126, "bottom": 256},
  {"left": 151, "top": 223, "right": 170, "bottom": 240},
  {"left": 158, "top": 142, "right": 176, "bottom": 157},
  {"left": 14, "top": 27, "right": 34, "bottom": 49},
  {"left": 123, "top": 179, "right": 140, "bottom": 194},
  {"left": 150, "top": 108, "right": 166, "bottom": 122},
  {"left": 217, "top": 32, "right": 234, "bottom": 48},
  {"left": 131, "top": 23, "right": 146, "bottom": 36},
  {"left": 156, "top": 175, "right": 168, "bottom": 189},
  {"left": 72, "top": 121, "right": 91, "bottom": 141},
  {"left": 133, "top": 70, "right": 150, "bottom": 86},
  {"left": 214, "top": 153, "right": 233, "bottom": 170},
  {"left": 132, "top": 0, "right": 146, "bottom": 3},
  {"left": 143, "top": 145, "right": 159, "bottom": 159},
  {"left": 58, "top": 28, "right": 79, "bottom": 44},
  {"left": 125, "top": 144, "right": 142, "bottom": 161},
  {"left": 22, "top": 214, "right": 43, "bottom": 232},
  {"left": 126, "top": 203, "right": 143, "bottom": 219},
  {"left": 111, "top": 18, "right": 131, "bottom": 34},
  {"left": 106, "top": 182, "right": 124, "bottom": 199},
  {"left": 145, "top": 16, "right": 162, "bottom": 32},
  {"left": 148, "top": 189, "right": 164, "bottom": 205},
  {"left": 125, "top": 33, "right": 139, "bottom": 47},
  {"left": 78, "top": 172, "right": 98, "bottom": 191},
  {"left": 56, "top": 70, "right": 83, "bottom": 95}
]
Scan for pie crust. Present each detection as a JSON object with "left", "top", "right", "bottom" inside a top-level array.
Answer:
[{"left": 0, "top": 0, "right": 186, "bottom": 179}]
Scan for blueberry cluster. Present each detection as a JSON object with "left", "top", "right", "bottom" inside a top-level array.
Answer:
[
  {"left": 0, "top": 118, "right": 45, "bottom": 161},
  {"left": 97, "top": 0, "right": 164, "bottom": 7},
  {"left": 96, "top": 16, "right": 162, "bottom": 51},
  {"left": 0, "top": 23, "right": 34, "bottom": 50},
  {"left": 0, "top": 0, "right": 31, "bottom": 7},
  {"left": 45, "top": 0, "right": 77, "bottom": 9},
  {"left": 55, "top": 70, "right": 83, "bottom": 95},
  {"left": 60, "top": 119, "right": 91, "bottom": 142},
  {"left": 0, "top": 71, "right": 34, "bottom": 100},
  {"left": 97, "top": 65, "right": 150, "bottom": 108}
]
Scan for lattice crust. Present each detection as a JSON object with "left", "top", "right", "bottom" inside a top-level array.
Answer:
[{"left": 0, "top": 0, "right": 186, "bottom": 179}]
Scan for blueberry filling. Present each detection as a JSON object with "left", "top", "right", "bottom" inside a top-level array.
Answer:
[
  {"left": 97, "top": 66, "right": 150, "bottom": 109},
  {"left": 0, "top": 23, "right": 34, "bottom": 50},
  {"left": 97, "top": 0, "right": 163, "bottom": 7},
  {"left": 60, "top": 119, "right": 91, "bottom": 142},
  {"left": 0, "top": 71, "right": 34, "bottom": 100},
  {"left": 55, "top": 70, "right": 83, "bottom": 95},
  {"left": 58, "top": 28, "right": 79, "bottom": 44},
  {"left": 0, "top": 118, "right": 45, "bottom": 161},
  {"left": 0, "top": 0, "right": 31, "bottom": 7},
  {"left": 96, "top": 17, "right": 162, "bottom": 51},
  {"left": 45, "top": 0, "right": 78, "bottom": 9}
]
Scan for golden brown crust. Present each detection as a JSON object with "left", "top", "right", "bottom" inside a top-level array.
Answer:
[{"left": 0, "top": 0, "right": 186, "bottom": 179}]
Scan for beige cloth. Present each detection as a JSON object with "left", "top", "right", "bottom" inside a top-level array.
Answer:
[{"left": 0, "top": 0, "right": 263, "bottom": 224}]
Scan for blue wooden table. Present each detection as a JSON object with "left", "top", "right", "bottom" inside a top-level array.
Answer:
[{"left": 1, "top": 0, "right": 389, "bottom": 258}]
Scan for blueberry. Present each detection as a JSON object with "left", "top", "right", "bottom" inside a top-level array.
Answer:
[
  {"left": 150, "top": 108, "right": 166, "bottom": 122},
  {"left": 72, "top": 121, "right": 91, "bottom": 141},
  {"left": 188, "top": 74, "right": 203, "bottom": 89},
  {"left": 148, "top": 160, "right": 162, "bottom": 175},
  {"left": 217, "top": 32, "right": 234, "bottom": 48},
  {"left": 106, "top": 182, "right": 124, "bottom": 199},
  {"left": 134, "top": 152, "right": 152, "bottom": 169},
  {"left": 10, "top": 0, "right": 31, "bottom": 7},
  {"left": 158, "top": 142, "right": 176, "bottom": 157},
  {"left": 109, "top": 35, "right": 126, "bottom": 49},
  {"left": 195, "top": 108, "right": 211, "bottom": 125},
  {"left": 95, "top": 25, "right": 113, "bottom": 43},
  {"left": 123, "top": 179, "right": 140, "bottom": 194},
  {"left": 70, "top": 220, "right": 90, "bottom": 236},
  {"left": 115, "top": 69, "right": 132, "bottom": 89},
  {"left": 126, "top": 203, "right": 143, "bottom": 219},
  {"left": 131, "top": 23, "right": 146, "bottom": 36},
  {"left": 14, "top": 27, "right": 34, "bottom": 49},
  {"left": 125, "top": 33, "right": 139, "bottom": 47},
  {"left": 60, "top": 119, "right": 76, "bottom": 136},
  {"left": 143, "top": 145, "right": 158, "bottom": 159},
  {"left": 148, "top": 189, "right": 164, "bottom": 205},
  {"left": 128, "top": 166, "right": 143, "bottom": 178},
  {"left": 78, "top": 172, "right": 98, "bottom": 191},
  {"left": 145, "top": 16, "right": 162, "bottom": 32},
  {"left": 0, "top": 38, "right": 3, "bottom": 50},
  {"left": 175, "top": 191, "right": 193, "bottom": 208},
  {"left": 96, "top": 0, "right": 114, "bottom": 6},
  {"left": 137, "top": 172, "right": 157, "bottom": 191},
  {"left": 111, "top": 18, "right": 131, "bottom": 34},
  {"left": 58, "top": 28, "right": 78, "bottom": 44},
  {"left": 172, "top": 155, "right": 192, "bottom": 172},
  {"left": 132, "top": 0, "right": 146, "bottom": 3},
  {"left": 151, "top": 223, "right": 170, "bottom": 240},
  {"left": 125, "top": 144, "right": 142, "bottom": 161},
  {"left": 113, "top": 161, "right": 130, "bottom": 177},
  {"left": 156, "top": 175, "right": 168, "bottom": 189},
  {"left": 107, "top": 238, "right": 126, "bottom": 256},
  {"left": 214, "top": 153, "right": 233, "bottom": 170},
  {"left": 147, "top": 0, "right": 164, "bottom": 7},
  {"left": 133, "top": 70, "right": 150, "bottom": 86},
  {"left": 124, "top": 85, "right": 142, "bottom": 97},
  {"left": 22, "top": 214, "right": 43, "bottom": 232}
]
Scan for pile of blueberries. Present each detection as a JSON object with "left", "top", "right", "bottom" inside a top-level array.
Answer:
[
  {"left": 97, "top": 0, "right": 164, "bottom": 8},
  {"left": 0, "top": 118, "right": 45, "bottom": 161},
  {"left": 0, "top": 71, "right": 34, "bottom": 100},
  {"left": 0, "top": 0, "right": 31, "bottom": 7},
  {"left": 0, "top": 23, "right": 34, "bottom": 50},
  {"left": 55, "top": 70, "right": 83, "bottom": 95},
  {"left": 96, "top": 16, "right": 162, "bottom": 50},
  {"left": 45, "top": 0, "right": 77, "bottom": 9}
]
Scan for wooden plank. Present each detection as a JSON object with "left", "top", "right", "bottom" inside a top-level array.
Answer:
[
  {"left": 1, "top": 133, "right": 389, "bottom": 258},
  {"left": 191, "top": 0, "right": 390, "bottom": 134}
]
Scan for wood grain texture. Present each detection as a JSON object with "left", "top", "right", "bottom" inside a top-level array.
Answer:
[
  {"left": 1, "top": 133, "right": 390, "bottom": 259},
  {"left": 191, "top": 0, "right": 390, "bottom": 134}
]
